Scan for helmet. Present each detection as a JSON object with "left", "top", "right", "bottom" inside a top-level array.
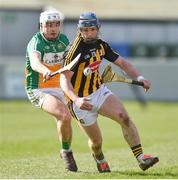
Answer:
[
  {"left": 78, "top": 12, "right": 100, "bottom": 28},
  {"left": 40, "top": 10, "right": 63, "bottom": 23}
]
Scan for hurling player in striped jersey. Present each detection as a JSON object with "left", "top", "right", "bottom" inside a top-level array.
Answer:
[{"left": 60, "top": 12, "right": 159, "bottom": 172}]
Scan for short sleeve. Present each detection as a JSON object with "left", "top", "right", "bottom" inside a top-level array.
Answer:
[
  {"left": 103, "top": 41, "right": 119, "bottom": 62},
  {"left": 27, "top": 37, "right": 43, "bottom": 55}
]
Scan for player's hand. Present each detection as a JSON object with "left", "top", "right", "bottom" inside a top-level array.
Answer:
[
  {"left": 141, "top": 79, "right": 151, "bottom": 92},
  {"left": 74, "top": 97, "right": 93, "bottom": 111},
  {"left": 43, "top": 70, "right": 52, "bottom": 82}
]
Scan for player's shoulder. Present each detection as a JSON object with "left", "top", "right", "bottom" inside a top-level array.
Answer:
[
  {"left": 97, "top": 38, "right": 108, "bottom": 45},
  {"left": 27, "top": 32, "right": 44, "bottom": 51},
  {"left": 59, "top": 33, "right": 68, "bottom": 39},
  {"left": 32, "top": 32, "right": 43, "bottom": 41},
  {"left": 59, "top": 33, "right": 69, "bottom": 45},
  {"left": 68, "top": 34, "right": 82, "bottom": 51},
  {"left": 97, "top": 38, "right": 110, "bottom": 48},
  {"left": 71, "top": 33, "right": 83, "bottom": 45},
  {"left": 28, "top": 32, "right": 43, "bottom": 45}
]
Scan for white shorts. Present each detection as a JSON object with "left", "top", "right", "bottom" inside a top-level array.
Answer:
[
  {"left": 26, "top": 88, "right": 67, "bottom": 108},
  {"left": 72, "top": 84, "right": 113, "bottom": 126}
]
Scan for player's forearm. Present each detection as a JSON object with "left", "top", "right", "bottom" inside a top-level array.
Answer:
[
  {"left": 31, "top": 60, "right": 49, "bottom": 74},
  {"left": 60, "top": 73, "right": 78, "bottom": 102},
  {"left": 114, "top": 57, "right": 141, "bottom": 79},
  {"left": 29, "top": 52, "right": 49, "bottom": 74}
]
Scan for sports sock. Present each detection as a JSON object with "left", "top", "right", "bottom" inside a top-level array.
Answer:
[
  {"left": 94, "top": 151, "right": 106, "bottom": 163},
  {"left": 131, "top": 144, "right": 143, "bottom": 161},
  {"left": 62, "top": 141, "right": 70, "bottom": 150}
]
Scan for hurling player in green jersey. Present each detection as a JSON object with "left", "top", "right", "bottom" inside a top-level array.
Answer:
[
  {"left": 60, "top": 12, "right": 159, "bottom": 172},
  {"left": 25, "top": 9, "right": 77, "bottom": 172}
]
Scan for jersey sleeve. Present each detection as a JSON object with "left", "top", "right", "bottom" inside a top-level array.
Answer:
[
  {"left": 27, "top": 36, "right": 43, "bottom": 55},
  {"left": 103, "top": 41, "right": 119, "bottom": 62}
]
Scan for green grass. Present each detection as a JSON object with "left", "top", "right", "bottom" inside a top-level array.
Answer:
[{"left": 0, "top": 100, "right": 178, "bottom": 179}]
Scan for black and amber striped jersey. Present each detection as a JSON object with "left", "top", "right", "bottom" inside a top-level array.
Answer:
[{"left": 64, "top": 34, "right": 119, "bottom": 97}]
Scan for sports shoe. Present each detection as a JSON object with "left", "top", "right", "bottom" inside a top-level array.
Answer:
[
  {"left": 139, "top": 154, "right": 159, "bottom": 171},
  {"left": 93, "top": 154, "right": 111, "bottom": 173},
  {"left": 60, "top": 149, "right": 78, "bottom": 172}
]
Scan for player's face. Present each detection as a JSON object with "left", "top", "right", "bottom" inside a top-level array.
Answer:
[
  {"left": 41, "top": 21, "right": 60, "bottom": 40},
  {"left": 80, "top": 26, "right": 99, "bottom": 43}
]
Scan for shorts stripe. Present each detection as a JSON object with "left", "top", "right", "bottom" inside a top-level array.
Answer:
[{"left": 26, "top": 89, "right": 40, "bottom": 107}]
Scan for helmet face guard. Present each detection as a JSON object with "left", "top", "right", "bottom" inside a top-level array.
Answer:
[{"left": 78, "top": 12, "right": 100, "bottom": 28}]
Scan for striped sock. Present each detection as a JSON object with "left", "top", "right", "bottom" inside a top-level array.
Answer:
[{"left": 131, "top": 144, "right": 143, "bottom": 159}]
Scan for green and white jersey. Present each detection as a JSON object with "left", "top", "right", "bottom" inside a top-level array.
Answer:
[{"left": 25, "top": 32, "right": 69, "bottom": 89}]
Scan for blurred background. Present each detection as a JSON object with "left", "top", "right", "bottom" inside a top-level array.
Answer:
[{"left": 0, "top": 0, "right": 178, "bottom": 101}]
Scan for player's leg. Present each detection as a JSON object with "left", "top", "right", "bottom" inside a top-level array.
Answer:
[
  {"left": 78, "top": 122, "right": 110, "bottom": 173},
  {"left": 42, "top": 94, "right": 72, "bottom": 148},
  {"left": 98, "top": 94, "right": 159, "bottom": 171},
  {"left": 72, "top": 88, "right": 111, "bottom": 173},
  {"left": 42, "top": 94, "right": 77, "bottom": 172},
  {"left": 99, "top": 94, "right": 140, "bottom": 146},
  {"left": 79, "top": 122, "right": 102, "bottom": 158}
]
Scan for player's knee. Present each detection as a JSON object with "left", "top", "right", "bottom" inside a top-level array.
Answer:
[
  {"left": 117, "top": 112, "right": 130, "bottom": 127},
  {"left": 56, "top": 109, "right": 71, "bottom": 124},
  {"left": 62, "top": 111, "right": 72, "bottom": 124}
]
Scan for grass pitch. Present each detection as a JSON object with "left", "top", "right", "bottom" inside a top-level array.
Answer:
[{"left": 0, "top": 100, "right": 178, "bottom": 179}]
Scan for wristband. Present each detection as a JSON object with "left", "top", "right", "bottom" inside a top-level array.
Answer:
[{"left": 137, "top": 75, "right": 145, "bottom": 81}]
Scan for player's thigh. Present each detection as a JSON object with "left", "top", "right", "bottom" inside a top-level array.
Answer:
[
  {"left": 42, "top": 94, "right": 70, "bottom": 118},
  {"left": 98, "top": 94, "right": 129, "bottom": 122},
  {"left": 79, "top": 122, "right": 102, "bottom": 145}
]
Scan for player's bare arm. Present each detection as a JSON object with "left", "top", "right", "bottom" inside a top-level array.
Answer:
[
  {"left": 25, "top": 9, "right": 78, "bottom": 172},
  {"left": 114, "top": 57, "right": 151, "bottom": 90},
  {"left": 29, "top": 51, "right": 51, "bottom": 80},
  {"left": 60, "top": 71, "right": 93, "bottom": 110}
]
